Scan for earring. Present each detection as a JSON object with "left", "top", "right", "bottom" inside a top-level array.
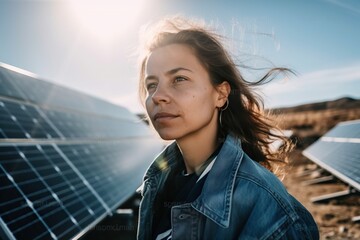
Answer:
[
  {"left": 219, "top": 99, "right": 229, "bottom": 128},
  {"left": 221, "top": 99, "right": 229, "bottom": 111}
]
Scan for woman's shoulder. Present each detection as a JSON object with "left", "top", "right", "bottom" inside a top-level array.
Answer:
[
  {"left": 234, "top": 153, "right": 300, "bottom": 217},
  {"left": 231, "top": 154, "right": 319, "bottom": 239},
  {"left": 238, "top": 153, "right": 291, "bottom": 190}
]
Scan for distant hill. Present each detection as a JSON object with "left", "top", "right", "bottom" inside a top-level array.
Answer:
[
  {"left": 271, "top": 97, "right": 360, "bottom": 114},
  {"left": 270, "top": 96, "right": 360, "bottom": 149}
]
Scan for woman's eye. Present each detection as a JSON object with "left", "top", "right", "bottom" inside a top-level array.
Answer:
[
  {"left": 174, "top": 76, "right": 187, "bottom": 83},
  {"left": 146, "top": 83, "right": 157, "bottom": 91}
]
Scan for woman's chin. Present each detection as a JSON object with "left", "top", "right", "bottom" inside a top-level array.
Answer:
[
  {"left": 154, "top": 128, "right": 179, "bottom": 141},
  {"left": 159, "top": 134, "right": 176, "bottom": 141}
]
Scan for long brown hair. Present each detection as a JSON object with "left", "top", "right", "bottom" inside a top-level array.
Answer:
[{"left": 138, "top": 17, "right": 293, "bottom": 175}]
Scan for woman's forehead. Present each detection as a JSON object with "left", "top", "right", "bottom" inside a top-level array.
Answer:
[{"left": 145, "top": 44, "right": 201, "bottom": 74}]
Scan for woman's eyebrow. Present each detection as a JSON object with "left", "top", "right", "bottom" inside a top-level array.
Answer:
[
  {"left": 144, "top": 75, "right": 157, "bottom": 83},
  {"left": 145, "top": 67, "right": 193, "bottom": 82},
  {"left": 166, "top": 67, "right": 193, "bottom": 75}
]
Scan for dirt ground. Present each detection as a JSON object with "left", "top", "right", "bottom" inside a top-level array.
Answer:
[
  {"left": 278, "top": 107, "right": 360, "bottom": 240},
  {"left": 283, "top": 150, "right": 360, "bottom": 239}
]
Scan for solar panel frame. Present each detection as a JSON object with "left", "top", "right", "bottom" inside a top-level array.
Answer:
[{"left": 0, "top": 64, "right": 136, "bottom": 120}]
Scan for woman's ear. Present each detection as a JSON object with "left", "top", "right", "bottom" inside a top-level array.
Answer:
[{"left": 216, "top": 81, "right": 231, "bottom": 108}]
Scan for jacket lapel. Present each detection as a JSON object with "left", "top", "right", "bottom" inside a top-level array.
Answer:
[{"left": 191, "top": 134, "right": 244, "bottom": 228}]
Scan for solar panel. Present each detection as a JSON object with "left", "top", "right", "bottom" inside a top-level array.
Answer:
[
  {"left": 0, "top": 63, "right": 163, "bottom": 240},
  {"left": 303, "top": 120, "right": 360, "bottom": 191}
]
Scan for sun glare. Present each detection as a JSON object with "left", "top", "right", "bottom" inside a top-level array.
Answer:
[{"left": 66, "top": 0, "right": 145, "bottom": 43}]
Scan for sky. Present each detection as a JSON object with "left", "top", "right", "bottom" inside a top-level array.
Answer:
[{"left": 0, "top": 0, "right": 359, "bottom": 114}]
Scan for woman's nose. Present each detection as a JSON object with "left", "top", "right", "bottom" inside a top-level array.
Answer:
[{"left": 151, "top": 82, "right": 170, "bottom": 104}]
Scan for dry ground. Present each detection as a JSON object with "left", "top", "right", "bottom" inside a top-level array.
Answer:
[{"left": 278, "top": 108, "right": 360, "bottom": 239}]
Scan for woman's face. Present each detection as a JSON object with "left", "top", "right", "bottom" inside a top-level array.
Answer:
[{"left": 144, "top": 43, "right": 221, "bottom": 141}]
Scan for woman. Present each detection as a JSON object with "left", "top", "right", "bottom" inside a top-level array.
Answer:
[{"left": 136, "top": 17, "right": 319, "bottom": 240}]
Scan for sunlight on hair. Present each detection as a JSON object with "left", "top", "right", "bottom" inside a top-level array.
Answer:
[
  {"left": 269, "top": 129, "right": 293, "bottom": 153},
  {"left": 66, "top": 0, "right": 145, "bottom": 43}
]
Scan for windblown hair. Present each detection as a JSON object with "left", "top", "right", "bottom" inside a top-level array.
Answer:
[{"left": 137, "top": 17, "right": 294, "bottom": 176}]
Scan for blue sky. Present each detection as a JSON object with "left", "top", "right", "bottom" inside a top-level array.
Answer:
[{"left": 0, "top": 0, "right": 359, "bottom": 113}]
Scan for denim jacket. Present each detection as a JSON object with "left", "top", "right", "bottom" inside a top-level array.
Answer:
[{"left": 137, "top": 134, "right": 319, "bottom": 239}]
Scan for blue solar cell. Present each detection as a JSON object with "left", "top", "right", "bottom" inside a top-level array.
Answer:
[
  {"left": 0, "top": 103, "right": 28, "bottom": 139},
  {"left": 0, "top": 71, "right": 23, "bottom": 100},
  {"left": 0, "top": 99, "right": 61, "bottom": 139},
  {"left": 44, "top": 109, "right": 149, "bottom": 139},
  {"left": 57, "top": 139, "right": 157, "bottom": 208},
  {"left": 325, "top": 122, "right": 360, "bottom": 138},
  {"left": 303, "top": 120, "right": 360, "bottom": 191}
]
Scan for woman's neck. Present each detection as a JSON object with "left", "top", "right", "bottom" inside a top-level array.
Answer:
[{"left": 176, "top": 129, "right": 219, "bottom": 174}]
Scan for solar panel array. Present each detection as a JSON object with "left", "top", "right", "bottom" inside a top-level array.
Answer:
[
  {"left": 0, "top": 63, "right": 163, "bottom": 240},
  {"left": 303, "top": 120, "right": 360, "bottom": 191}
]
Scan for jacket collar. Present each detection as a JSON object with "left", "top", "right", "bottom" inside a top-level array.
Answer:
[
  {"left": 143, "top": 141, "right": 180, "bottom": 181},
  {"left": 191, "top": 134, "right": 244, "bottom": 228},
  {"left": 143, "top": 134, "right": 244, "bottom": 228}
]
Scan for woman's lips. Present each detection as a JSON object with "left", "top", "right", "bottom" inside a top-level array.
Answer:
[{"left": 153, "top": 112, "right": 179, "bottom": 122}]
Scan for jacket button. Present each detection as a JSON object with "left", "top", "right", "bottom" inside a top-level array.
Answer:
[{"left": 179, "top": 214, "right": 186, "bottom": 219}]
